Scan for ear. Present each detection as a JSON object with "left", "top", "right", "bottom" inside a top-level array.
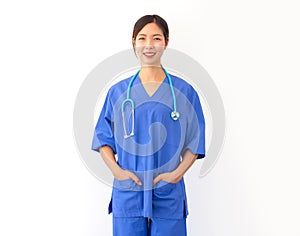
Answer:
[
  {"left": 132, "top": 38, "right": 136, "bottom": 48},
  {"left": 164, "top": 38, "right": 169, "bottom": 49}
]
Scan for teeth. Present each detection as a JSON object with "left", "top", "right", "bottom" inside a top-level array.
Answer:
[{"left": 144, "top": 52, "right": 155, "bottom": 56}]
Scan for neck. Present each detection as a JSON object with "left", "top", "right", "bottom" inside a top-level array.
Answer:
[{"left": 139, "top": 66, "right": 165, "bottom": 83}]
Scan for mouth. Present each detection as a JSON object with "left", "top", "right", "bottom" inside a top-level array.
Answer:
[{"left": 143, "top": 51, "right": 156, "bottom": 57}]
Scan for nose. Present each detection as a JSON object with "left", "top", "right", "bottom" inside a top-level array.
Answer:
[
  {"left": 145, "top": 44, "right": 154, "bottom": 50},
  {"left": 145, "top": 38, "right": 154, "bottom": 48},
  {"left": 145, "top": 42, "right": 154, "bottom": 50}
]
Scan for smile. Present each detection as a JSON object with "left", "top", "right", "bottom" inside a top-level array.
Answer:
[{"left": 143, "top": 52, "right": 156, "bottom": 57}]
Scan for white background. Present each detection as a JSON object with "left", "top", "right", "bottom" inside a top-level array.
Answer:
[{"left": 1, "top": 0, "right": 299, "bottom": 235}]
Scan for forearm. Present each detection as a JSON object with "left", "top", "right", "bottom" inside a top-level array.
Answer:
[
  {"left": 99, "top": 145, "right": 142, "bottom": 185},
  {"left": 99, "top": 145, "right": 122, "bottom": 177},
  {"left": 172, "top": 149, "right": 198, "bottom": 180},
  {"left": 153, "top": 149, "right": 198, "bottom": 184}
]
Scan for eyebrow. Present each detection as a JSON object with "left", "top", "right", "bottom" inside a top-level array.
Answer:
[{"left": 137, "top": 33, "right": 163, "bottom": 37}]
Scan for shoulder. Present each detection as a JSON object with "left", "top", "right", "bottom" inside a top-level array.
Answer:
[
  {"left": 102, "top": 76, "right": 132, "bottom": 105},
  {"left": 169, "top": 74, "right": 204, "bottom": 109},
  {"left": 108, "top": 77, "right": 131, "bottom": 93},
  {"left": 169, "top": 73, "right": 198, "bottom": 96},
  {"left": 105, "top": 76, "right": 133, "bottom": 100}
]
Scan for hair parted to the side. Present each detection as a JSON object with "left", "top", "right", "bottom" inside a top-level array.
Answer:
[{"left": 132, "top": 14, "right": 169, "bottom": 48}]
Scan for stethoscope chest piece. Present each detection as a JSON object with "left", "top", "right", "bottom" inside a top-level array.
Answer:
[{"left": 171, "top": 111, "right": 180, "bottom": 121}]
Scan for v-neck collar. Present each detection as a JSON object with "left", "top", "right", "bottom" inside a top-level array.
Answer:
[{"left": 135, "top": 75, "right": 168, "bottom": 98}]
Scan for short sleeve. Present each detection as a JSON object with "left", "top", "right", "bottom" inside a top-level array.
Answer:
[
  {"left": 182, "top": 89, "right": 205, "bottom": 159},
  {"left": 91, "top": 89, "right": 116, "bottom": 153}
]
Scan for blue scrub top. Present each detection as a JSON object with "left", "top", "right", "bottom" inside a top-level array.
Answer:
[{"left": 92, "top": 73, "right": 205, "bottom": 219}]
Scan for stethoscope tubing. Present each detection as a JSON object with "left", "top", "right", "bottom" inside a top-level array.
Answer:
[{"left": 121, "top": 67, "right": 179, "bottom": 138}]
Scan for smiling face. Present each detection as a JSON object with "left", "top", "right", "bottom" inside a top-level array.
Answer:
[{"left": 133, "top": 22, "right": 168, "bottom": 68}]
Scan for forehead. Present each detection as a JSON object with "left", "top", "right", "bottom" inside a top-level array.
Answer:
[{"left": 138, "top": 22, "right": 163, "bottom": 35}]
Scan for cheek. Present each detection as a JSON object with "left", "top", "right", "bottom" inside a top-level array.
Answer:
[
  {"left": 155, "top": 45, "right": 166, "bottom": 54},
  {"left": 134, "top": 40, "right": 145, "bottom": 48},
  {"left": 134, "top": 46, "right": 143, "bottom": 55},
  {"left": 156, "top": 39, "right": 167, "bottom": 47}
]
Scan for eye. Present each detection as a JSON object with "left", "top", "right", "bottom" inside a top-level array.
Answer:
[
  {"left": 154, "top": 37, "right": 162, "bottom": 41},
  {"left": 138, "top": 37, "right": 145, "bottom": 40}
]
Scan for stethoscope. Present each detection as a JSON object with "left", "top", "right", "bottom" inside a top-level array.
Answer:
[{"left": 122, "top": 67, "right": 179, "bottom": 139}]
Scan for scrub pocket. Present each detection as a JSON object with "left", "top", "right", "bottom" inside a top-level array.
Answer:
[
  {"left": 152, "top": 180, "right": 186, "bottom": 219},
  {"left": 112, "top": 179, "right": 143, "bottom": 217},
  {"left": 113, "top": 178, "right": 136, "bottom": 190},
  {"left": 153, "top": 180, "right": 176, "bottom": 195}
]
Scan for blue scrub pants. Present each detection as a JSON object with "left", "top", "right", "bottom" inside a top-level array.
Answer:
[{"left": 113, "top": 217, "right": 187, "bottom": 236}]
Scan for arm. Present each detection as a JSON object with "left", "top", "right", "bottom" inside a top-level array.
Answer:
[
  {"left": 100, "top": 145, "right": 142, "bottom": 185},
  {"left": 153, "top": 149, "right": 199, "bottom": 185}
]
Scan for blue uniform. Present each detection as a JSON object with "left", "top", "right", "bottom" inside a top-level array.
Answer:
[{"left": 92, "top": 73, "right": 205, "bottom": 234}]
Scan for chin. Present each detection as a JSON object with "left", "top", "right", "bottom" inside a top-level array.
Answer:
[{"left": 140, "top": 63, "right": 162, "bottom": 68}]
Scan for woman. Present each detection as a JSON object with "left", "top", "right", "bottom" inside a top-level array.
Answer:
[{"left": 92, "top": 15, "right": 205, "bottom": 236}]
